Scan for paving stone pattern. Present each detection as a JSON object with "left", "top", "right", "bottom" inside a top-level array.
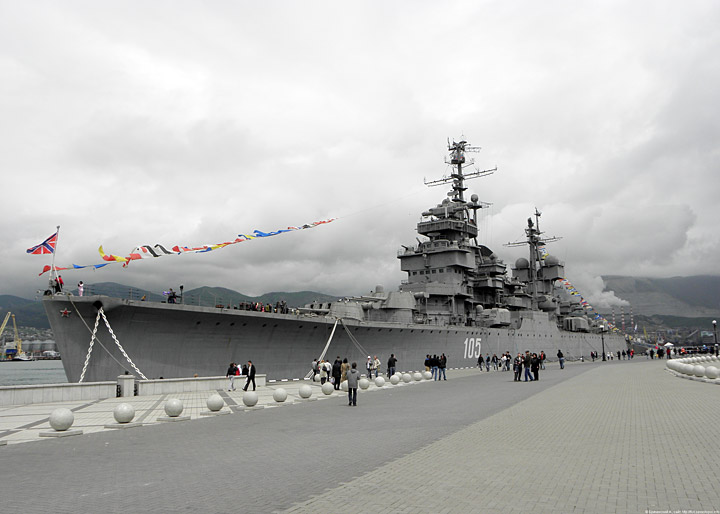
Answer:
[
  {"left": 1, "top": 361, "right": 717, "bottom": 514},
  {"left": 283, "top": 362, "right": 720, "bottom": 514}
]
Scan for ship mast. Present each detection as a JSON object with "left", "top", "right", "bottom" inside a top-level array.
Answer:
[
  {"left": 424, "top": 139, "right": 496, "bottom": 243},
  {"left": 505, "top": 208, "right": 561, "bottom": 309}
]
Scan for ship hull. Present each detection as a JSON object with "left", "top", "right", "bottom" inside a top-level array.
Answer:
[{"left": 44, "top": 295, "right": 628, "bottom": 382}]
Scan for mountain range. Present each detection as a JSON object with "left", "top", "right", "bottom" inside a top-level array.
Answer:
[{"left": 2, "top": 276, "right": 719, "bottom": 331}]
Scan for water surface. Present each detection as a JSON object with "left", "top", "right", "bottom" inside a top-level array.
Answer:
[{"left": 0, "top": 360, "right": 67, "bottom": 386}]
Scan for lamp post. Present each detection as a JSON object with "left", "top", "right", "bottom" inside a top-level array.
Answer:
[
  {"left": 180, "top": 284, "right": 184, "bottom": 305},
  {"left": 713, "top": 320, "right": 718, "bottom": 356},
  {"left": 601, "top": 325, "right": 606, "bottom": 361}
]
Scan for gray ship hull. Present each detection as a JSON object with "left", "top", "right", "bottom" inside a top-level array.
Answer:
[{"left": 44, "top": 295, "right": 628, "bottom": 382}]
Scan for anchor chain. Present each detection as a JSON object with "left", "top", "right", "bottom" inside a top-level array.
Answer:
[
  {"left": 78, "top": 307, "right": 147, "bottom": 382},
  {"left": 78, "top": 309, "right": 102, "bottom": 383}
]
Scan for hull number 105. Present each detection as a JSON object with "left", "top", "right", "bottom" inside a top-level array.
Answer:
[{"left": 463, "top": 337, "right": 482, "bottom": 359}]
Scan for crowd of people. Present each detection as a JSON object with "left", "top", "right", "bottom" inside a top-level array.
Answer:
[
  {"left": 423, "top": 354, "right": 448, "bottom": 380},
  {"left": 235, "top": 301, "right": 290, "bottom": 314},
  {"left": 477, "top": 351, "right": 548, "bottom": 373}
]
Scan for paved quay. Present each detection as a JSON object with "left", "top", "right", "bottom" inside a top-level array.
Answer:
[{"left": 1, "top": 360, "right": 718, "bottom": 514}]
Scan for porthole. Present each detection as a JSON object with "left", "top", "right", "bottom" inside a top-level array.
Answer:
[
  {"left": 262, "top": 324, "right": 267, "bottom": 328},
  {"left": 230, "top": 322, "right": 235, "bottom": 327},
  {"left": 196, "top": 321, "right": 201, "bottom": 325}
]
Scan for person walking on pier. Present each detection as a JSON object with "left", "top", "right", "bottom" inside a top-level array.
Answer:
[
  {"left": 347, "top": 362, "right": 359, "bottom": 406},
  {"left": 477, "top": 354, "right": 484, "bottom": 370},
  {"left": 243, "top": 360, "right": 256, "bottom": 391},
  {"left": 524, "top": 351, "right": 533, "bottom": 382},
  {"left": 332, "top": 357, "right": 342, "bottom": 390},
  {"left": 557, "top": 349, "right": 565, "bottom": 369},
  {"left": 387, "top": 354, "right": 397, "bottom": 377},
  {"left": 226, "top": 362, "right": 238, "bottom": 391},
  {"left": 540, "top": 351, "right": 546, "bottom": 370}
]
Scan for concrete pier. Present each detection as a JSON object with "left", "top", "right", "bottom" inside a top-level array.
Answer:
[{"left": 0, "top": 361, "right": 718, "bottom": 513}]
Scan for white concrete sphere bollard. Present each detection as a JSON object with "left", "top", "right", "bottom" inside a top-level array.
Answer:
[
  {"left": 422, "top": 370, "right": 432, "bottom": 380},
  {"left": 341, "top": 380, "right": 349, "bottom": 392},
  {"left": 693, "top": 365, "right": 706, "bottom": 377},
  {"left": 374, "top": 376, "right": 386, "bottom": 388},
  {"left": 49, "top": 408, "right": 74, "bottom": 431},
  {"left": 243, "top": 390, "right": 259, "bottom": 406},
  {"left": 681, "top": 363, "right": 694, "bottom": 375},
  {"left": 413, "top": 372, "right": 423, "bottom": 381},
  {"left": 389, "top": 374, "right": 400, "bottom": 385},
  {"left": 321, "top": 382, "right": 334, "bottom": 395},
  {"left": 164, "top": 398, "right": 184, "bottom": 417},
  {"left": 113, "top": 403, "right": 135, "bottom": 424},
  {"left": 402, "top": 373, "right": 412, "bottom": 383},
  {"left": 299, "top": 384, "right": 313, "bottom": 398},
  {"left": 313, "top": 374, "right": 322, "bottom": 382},
  {"left": 359, "top": 378, "right": 370, "bottom": 390},
  {"left": 272, "top": 388, "right": 287, "bottom": 403},
  {"left": 206, "top": 393, "right": 224, "bottom": 411},
  {"left": 704, "top": 366, "right": 719, "bottom": 379}
]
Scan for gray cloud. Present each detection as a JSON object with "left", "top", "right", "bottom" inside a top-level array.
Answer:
[{"left": 2, "top": 1, "right": 719, "bottom": 314}]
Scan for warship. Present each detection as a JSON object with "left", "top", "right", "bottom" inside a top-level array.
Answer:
[{"left": 43, "top": 140, "right": 627, "bottom": 382}]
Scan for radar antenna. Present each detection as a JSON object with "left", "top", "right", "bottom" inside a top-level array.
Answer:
[
  {"left": 504, "top": 208, "right": 562, "bottom": 309},
  {"left": 423, "top": 139, "right": 496, "bottom": 204}
]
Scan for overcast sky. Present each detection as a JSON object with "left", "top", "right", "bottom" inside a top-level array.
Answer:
[{"left": 2, "top": 1, "right": 719, "bottom": 310}]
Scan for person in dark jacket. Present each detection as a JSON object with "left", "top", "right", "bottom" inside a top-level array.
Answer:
[
  {"left": 438, "top": 353, "right": 447, "bottom": 380},
  {"left": 332, "top": 357, "right": 342, "bottom": 390},
  {"left": 387, "top": 354, "right": 397, "bottom": 377},
  {"left": 523, "top": 351, "right": 533, "bottom": 382},
  {"left": 477, "top": 354, "right": 484, "bottom": 371},
  {"left": 243, "top": 360, "right": 256, "bottom": 391},
  {"left": 226, "top": 362, "right": 238, "bottom": 391},
  {"left": 513, "top": 353, "right": 523, "bottom": 381},
  {"left": 531, "top": 353, "right": 540, "bottom": 381}
]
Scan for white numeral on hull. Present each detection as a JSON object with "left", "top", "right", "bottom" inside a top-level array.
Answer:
[{"left": 463, "top": 337, "right": 482, "bottom": 359}]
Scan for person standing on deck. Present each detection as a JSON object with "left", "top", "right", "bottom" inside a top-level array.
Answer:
[{"left": 373, "top": 356, "right": 381, "bottom": 378}]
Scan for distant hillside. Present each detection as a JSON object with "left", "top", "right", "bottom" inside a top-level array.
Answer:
[
  {"left": 182, "top": 286, "right": 339, "bottom": 308},
  {"left": 0, "top": 295, "right": 50, "bottom": 329},
  {"left": 602, "top": 275, "right": 720, "bottom": 317}
]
